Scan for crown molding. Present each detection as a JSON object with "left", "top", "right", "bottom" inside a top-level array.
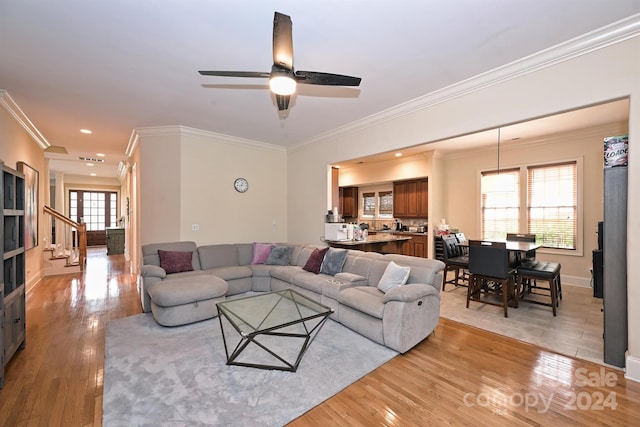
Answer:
[
  {"left": 131, "top": 125, "right": 286, "bottom": 152},
  {"left": 117, "top": 160, "right": 129, "bottom": 181},
  {"left": 125, "top": 129, "right": 139, "bottom": 158},
  {"left": 0, "top": 90, "right": 50, "bottom": 149},
  {"left": 294, "top": 13, "right": 640, "bottom": 151}
]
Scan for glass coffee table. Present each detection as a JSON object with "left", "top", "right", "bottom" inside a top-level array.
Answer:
[{"left": 216, "top": 289, "right": 333, "bottom": 372}]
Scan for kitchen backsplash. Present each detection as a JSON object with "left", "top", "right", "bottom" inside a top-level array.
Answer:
[{"left": 355, "top": 218, "right": 428, "bottom": 231}]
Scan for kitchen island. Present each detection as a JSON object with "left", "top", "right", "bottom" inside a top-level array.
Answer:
[{"left": 325, "top": 233, "right": 412, "bottom": 254}]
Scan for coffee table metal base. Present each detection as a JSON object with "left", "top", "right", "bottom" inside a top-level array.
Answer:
[
  {"left": 216, "top": 290, "right": 333, "bottom": 372},
  {"left": 218, "top": 317, "right": 330, "bottom": 371}
]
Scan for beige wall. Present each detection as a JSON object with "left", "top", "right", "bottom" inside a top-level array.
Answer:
[
  {"left": 138, "top": 128, "right": 182, "bottom": 244},
  {"left": 0, "top": 95, "right": 46, "bottom": 291},
  {"left": 136, "top": 126, "right": 288, "bottom": 247},
  {"left": 287, "top": 37, "right": 640, "bottom": 376}
]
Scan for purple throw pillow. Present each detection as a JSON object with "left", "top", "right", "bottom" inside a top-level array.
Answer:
[
  {"left": 158, "top": 250, "right": 194, "bottom": 274},
  {"left": 303, "top": 247, "right": 329, "bottom": 274},
  {"left": 252, "top": 243, "right": 274, "bottom": 265}
]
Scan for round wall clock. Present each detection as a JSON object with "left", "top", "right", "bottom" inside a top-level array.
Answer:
[{"left": 234, "top": 177, "right": 249, "bottom": 193}]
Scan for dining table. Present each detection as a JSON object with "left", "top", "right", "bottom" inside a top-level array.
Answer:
[{"left": 457, "top": 240, "right": 541, "bottom": 254}]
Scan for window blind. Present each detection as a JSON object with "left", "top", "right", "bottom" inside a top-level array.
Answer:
[
  {"left": 362, "top": 192, "right": 376, "bottom": 217},
  {"left": 527, "top": 161, "right": 577, "bottom": 250},
  {"left": 378, "top": 191, "right": 393, "bottom": 217}
]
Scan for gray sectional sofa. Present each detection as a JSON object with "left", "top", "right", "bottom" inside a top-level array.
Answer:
[{"left": 139, "top": 241, "right": 445, "bottom": 353}]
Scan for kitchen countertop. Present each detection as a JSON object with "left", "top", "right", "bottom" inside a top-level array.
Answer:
[
  {"left": 370, "top": 230, "right": 427, "bottom": 235},
  {"left": 325, "top": 233, "right": 412, "bottom": 246}
]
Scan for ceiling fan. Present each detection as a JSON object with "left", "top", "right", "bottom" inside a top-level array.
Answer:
[{"left": 199, "top": 11, "right": 361, "bottom": 112}]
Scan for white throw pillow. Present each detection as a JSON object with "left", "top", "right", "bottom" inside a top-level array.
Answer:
[{"left": 377, "top": 261, "right": 411, "bottom": 293}]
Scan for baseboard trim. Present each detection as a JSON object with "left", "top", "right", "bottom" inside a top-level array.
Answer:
[
  {"left": 625, "top": 353, "right": 640, "bottom": 383},
  {"left": 563, "top": 274, "right": 592, "bottom": 289}
]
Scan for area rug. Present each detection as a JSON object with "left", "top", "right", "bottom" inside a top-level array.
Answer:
[{"left": 103, "top": 313, "right": 397, "bottom": 426}]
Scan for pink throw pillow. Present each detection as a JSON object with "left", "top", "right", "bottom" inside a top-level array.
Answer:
[
  {"left": 303, "top": 247, "right": 329, "bottom": 274},
  {"left": 252, "top": 243, "right": 274, "bottom": 264},
  {"left": 158, "top": 250, "right": 194, "bottom": 274}
]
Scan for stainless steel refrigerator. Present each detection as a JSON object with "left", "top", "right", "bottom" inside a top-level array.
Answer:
[{"left": 603, "top": 134, "right": 628, "bottom": 368}]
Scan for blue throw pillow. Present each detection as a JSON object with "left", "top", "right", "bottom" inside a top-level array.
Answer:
[
  {"left": 265, "top": 245, "right": 294, "bottom": 266},
  {"left": 320, "top": 248, "right": 348, "bottom": 276}
]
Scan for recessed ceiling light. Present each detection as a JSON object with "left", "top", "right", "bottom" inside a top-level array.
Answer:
[
  {"left": 395, "top": 152, "right": 403, "bottom": 157},
  {"left": 96, "top": 153, "right": 105, "bottom": 157},
  {"left": 80, "top": 129, "right": 92, "bottom": 134},
  {"left": 86, "top": 163, "right": 94, "bottom": 166},
  {"left": 90, "top": 173, "right": 97, "bottom": 177}
]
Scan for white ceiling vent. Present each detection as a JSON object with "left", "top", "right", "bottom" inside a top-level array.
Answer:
[{"left": 78, "top": 156, "right": 105, "bottom": 162}]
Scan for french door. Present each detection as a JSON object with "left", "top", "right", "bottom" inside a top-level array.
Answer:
[{"left": 69, "top": 190, "right": 118, "bottom": 246}]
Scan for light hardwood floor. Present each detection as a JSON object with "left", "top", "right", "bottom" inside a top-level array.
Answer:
[{"left": 1, "top": 249, "right": 639, "bottom": 426}]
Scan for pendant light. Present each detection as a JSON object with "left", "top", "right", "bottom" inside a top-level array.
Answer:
[{"left": 483, "top": 128, "right": 516, "bottom": 192}]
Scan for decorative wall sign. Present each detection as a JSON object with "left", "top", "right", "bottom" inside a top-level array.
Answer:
[{"left": 17, "top": 161, "right": 39, "bottom": 250}]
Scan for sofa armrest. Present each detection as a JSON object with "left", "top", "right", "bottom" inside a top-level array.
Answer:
[
  {"left": 382, "top": 283, "right": 440, "bottom": 303},
  {"left": 141, "top": 264, "right": 167, "bottom": 279}
]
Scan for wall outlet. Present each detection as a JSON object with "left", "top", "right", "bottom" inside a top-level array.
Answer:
[
  {"left": 192, "top": 224, "right": 200, "bottom": 231},
  {"left": 272, "top": 219, "right": 277, "bottom": 228}
]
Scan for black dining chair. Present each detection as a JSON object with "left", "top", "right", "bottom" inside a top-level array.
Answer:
[
  {"left": 441, "top": 234, "right": 469, "bottom": 291},
  {"left": 455, "top": 233, "right": 469, "bottom": 255},
  {"left": 506, "top": 233, "right": 537, "bottom": 261},
  {"left": 467, "top": 240, "right": 517, "bottom": 317},
  {"left": 516, "top": 260, "right": 562, "bottom": 316}
]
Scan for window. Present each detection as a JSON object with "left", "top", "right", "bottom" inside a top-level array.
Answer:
[
  {"left": 378, "top": 191, "right": 393, "bottom": 218},
  {"left": 362, "top": 192, "right": 376, "bottom": 217},
  {"left": 480, "top": 161, "right": 578, "bottom": 251},
  {"left": 69, "top": 190, "right": 118, "bottom": 231},
  {"left": 481, "top": 169, "right": 520, "bottom": 241},
  {"left": 527, "top": 162, "right": 577, "bottom": 249},
  {"left": 361, "top": 190, "right": 393, "bottom": 218}
]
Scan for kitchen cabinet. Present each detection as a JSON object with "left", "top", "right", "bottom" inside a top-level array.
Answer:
[
  {"left": 393, "top": 178, "right": 428, "bottom": 219},
  {"left": 393, "top": 232, "right": 428, "bottom": 258},
  {"left": 417, "top": 179, "right": 428, "bottom": 218},
  {"left": 393, "top": 181, "right": 407, "bottom": 217},
  {"left": 339, "top": 186, "right": 358, "bottom": 219},
  {"left": 1, "top": 164, "right": 26, "bottom": 388}
]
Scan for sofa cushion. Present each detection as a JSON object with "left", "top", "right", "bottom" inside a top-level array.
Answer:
[
  {"left": 269, "top": 265, "right": 305, "bottom": 283},
  {"left": 377, "top": 261, "right": 411, "bottom": 293},
  {"left": 251, "top": 243, "right": 273, "bottom": 264},
  {"left": 342, "top": 252, "right": 379, "bottom": 278},
  {"left": 204, "top": 266, "right": 253, "bottom": 281},
  {"left": 248, "top": 264, "right": 273, "bottom": 277},
  {"left": 158, "top": 250, "right": 194, "bottom": 274},
  {"left": 236, "top": 243, "right": 254, "bottom": 266},
  {"left": 303, "top": 247, "right": 329, "bottom": 274},
  {"left": 293, "top": 272, "right": 331, "bottom": 294},
  {"left": 265, "top": 245, "right": 294, "bottom": 265},
  {"left": 320, "top": 248, "right": 348, "bottom": 276},
  {"left": 338, "top": 286, "right": 385, "bottom": 319},
  {"left": 197, "top": 244, "right": 239, "bottom": 269},
  {"left": 147, "top": 276, "right": 228, "bottom": 307}
]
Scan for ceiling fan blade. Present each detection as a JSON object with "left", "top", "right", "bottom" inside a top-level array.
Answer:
[
  {"left": 198, "top": 71, "right": 270, "bottom": 78},
  {"left": 295, "top": 71, "right": 361, "bottom": 86},
  {"left": 273, "top": 12, "right": 293, "bottom": 70}
]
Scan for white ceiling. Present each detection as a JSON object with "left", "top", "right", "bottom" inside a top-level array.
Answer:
[{"left": 1, "top": 1, "right": 639, "bottom": 179}]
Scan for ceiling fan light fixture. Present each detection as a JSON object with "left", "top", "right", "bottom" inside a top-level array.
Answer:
[{"left": 269, "top": 75, "right": 297, "bottom": 95}]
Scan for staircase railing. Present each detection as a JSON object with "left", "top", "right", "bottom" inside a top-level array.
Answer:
[{"left": 43, "top": 205, "right": 87, "bottom": 269}]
